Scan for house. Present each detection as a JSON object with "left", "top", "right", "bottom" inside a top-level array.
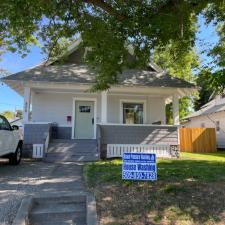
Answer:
[
  {"left": 1, "top": 40, "right": 196, "bottom": 159},
  {"left": 183, "top": 95, "right": 225, "bottom": 149}
]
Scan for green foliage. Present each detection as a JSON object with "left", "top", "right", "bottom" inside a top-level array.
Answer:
[
  {"left": 153, "top": 42, "right": 199, "bottom": 122},
  {"left": 193, "top": 21, "right": 224, "bottom": 108},
  {"left": 165, "top": 98, "right": 194, "bottom": 124},
  {"left": 205, "top": 22, "right": 225, "bottom": 93},
  {"left": 2, "top": 111, "right": 14, "bottom": 119},
  {"left": 194, "top": 69, "right": 214, "bottom": 110},
  {"left": 0, "top": 1, "right": 224, "bottom": 90},
  {"left": 153, "top": 41, "right": 199, "bottom": 82}
]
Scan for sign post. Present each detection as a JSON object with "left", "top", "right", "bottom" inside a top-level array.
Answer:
[
  {"left": 122, "top": 152, "right": 157, "bottom": 223},
  {"left": 122, "top": 153, "right": 157, "bottom": 181}
]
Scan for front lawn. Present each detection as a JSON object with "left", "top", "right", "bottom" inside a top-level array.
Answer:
[{"left": 85, "top": 152, "right": 225, "bottom": 225}]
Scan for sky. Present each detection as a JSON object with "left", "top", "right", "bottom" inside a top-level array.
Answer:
[
  {"left": 0, "top": 15, "right": 219, "bottom": 113},
  {"left": 0, "top": 46, "right": 45, "bottom": 113}
]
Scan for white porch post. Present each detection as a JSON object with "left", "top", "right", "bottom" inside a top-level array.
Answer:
[
  {"left": 101, "top": 91, "right": 107, "bottom": 123},
  {"left": 23, "top": 87, "right": 31, "bottom": 123},
  {"left": 172, "top": 94, "right": 180, "bottom": 125}
]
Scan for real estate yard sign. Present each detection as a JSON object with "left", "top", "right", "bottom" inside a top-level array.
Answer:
[{"left": 122, "top": 153, "right": 157, "bottom": 181}]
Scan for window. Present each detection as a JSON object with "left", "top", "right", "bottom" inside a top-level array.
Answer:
[
  {"left": 0, "top": 116, "right": 11, "bottom": 130},
  {"left": 122, "top": 103, "right": 144, "bottom": 124},
  {"left": 216, "top": 121, "right": 220, "bottom": 132},
  {"left": 79, "top": 106, "right": 91, "bottom": 113}
]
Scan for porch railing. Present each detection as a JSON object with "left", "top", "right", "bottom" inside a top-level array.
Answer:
[{"left": 107, "top": 144, "right": 179, "bottom": 158}]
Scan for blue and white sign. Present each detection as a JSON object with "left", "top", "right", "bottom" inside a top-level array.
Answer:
[{"left": 122, "top": 153, "right": 157, "bottom": 181}]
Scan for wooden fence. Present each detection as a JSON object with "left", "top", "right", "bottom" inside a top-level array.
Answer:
[{"left": 179, "top": 128, "right": 217, "bottom": 153}]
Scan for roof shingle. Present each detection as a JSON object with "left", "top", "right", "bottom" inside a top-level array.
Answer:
[{"left": 3, "top": 64, "right": 195, "bottom": 88}]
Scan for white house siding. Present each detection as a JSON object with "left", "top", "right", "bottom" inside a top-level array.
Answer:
[
  {"left": 32, "top": 91, "right": 166, "bottom": 139},
  {"left": 107, "top": 94, "right": 165, "bottom": 124},
  {"left": 185, "top": 111, "right": 225, "bottom": 148},
  {"left": 32, "top": 92, "right": 102, "bottom": 126},
  {"left": 148, "top": 97, "right": 166, "bottom": 124}
]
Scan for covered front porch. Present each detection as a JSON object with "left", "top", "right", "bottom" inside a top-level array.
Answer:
[
  {"left": 16, "top": 82, "right": 194, "bottom": 159},
  {"left": 22, "top": 83, "right": 188, "bottom": 127}
]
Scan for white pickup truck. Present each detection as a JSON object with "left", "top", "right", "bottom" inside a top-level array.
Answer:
[{"left": 0, "top": 115, "right": 23, "bottom": 165}]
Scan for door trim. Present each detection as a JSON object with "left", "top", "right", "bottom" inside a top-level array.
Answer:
[{"left": 72, "top": 97, "right": 97, "bottom": 139}]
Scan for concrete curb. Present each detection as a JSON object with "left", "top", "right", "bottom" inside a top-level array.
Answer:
[
  {"left": 87, "top": 193, "right": 98, "bottom": 225},
  {"left": 12, "top": 197, "right": 33, "bottom": 225}
]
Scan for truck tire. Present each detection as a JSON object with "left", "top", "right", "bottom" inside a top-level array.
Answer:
[{"left": 9, "top": 144, "right": 22, "bottom": 165}]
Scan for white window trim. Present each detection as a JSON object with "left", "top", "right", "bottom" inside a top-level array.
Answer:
[
  {"left": 72, "top": 97, "right": 97, "bottom": 139},
  {"left": 119, "top": 99, "right": 147, "bottom": 124}
]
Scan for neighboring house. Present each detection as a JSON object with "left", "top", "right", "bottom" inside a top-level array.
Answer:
[
  {"left": 1, "top": 40, "right": 196, "bottom": 158},
  {"left": 184, "top": 96, "right": 225, "bottom": 149}
]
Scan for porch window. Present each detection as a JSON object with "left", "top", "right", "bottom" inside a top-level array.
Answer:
[{"left": 122, "top": 103, "right": 144, "bottom": 124}]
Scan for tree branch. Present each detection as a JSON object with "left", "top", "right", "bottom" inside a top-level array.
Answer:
[{"left": 82, "top": 0, "right": 125, "bottom": 21}]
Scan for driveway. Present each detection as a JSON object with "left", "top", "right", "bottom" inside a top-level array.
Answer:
[{"left": 0, "top": 159, "right": 85, "bottom": 225}]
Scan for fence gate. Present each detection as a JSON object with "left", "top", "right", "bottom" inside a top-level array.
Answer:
[{"left": 179, "top": 128, "right": 217, "bottom": 153}]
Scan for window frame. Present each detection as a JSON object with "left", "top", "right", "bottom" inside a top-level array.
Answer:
[{"left": 120, "top": 99, "right": 147, "bottom": 124}]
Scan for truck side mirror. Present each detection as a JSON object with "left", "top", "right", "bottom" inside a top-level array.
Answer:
[{"left": 12, "top": 125, "right": 19, "bottom": 130}]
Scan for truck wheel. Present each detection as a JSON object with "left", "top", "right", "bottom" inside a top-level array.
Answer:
[{"left": 9, "top": 145, "right": 22, "bottom": 165}]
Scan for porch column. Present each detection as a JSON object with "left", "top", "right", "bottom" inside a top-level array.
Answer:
[
  {"left": 172, "top": 94, "right": 180, "bottom": 125},
  {"left": 101, "top": 91, "right": 107, "bottom": 123},
  {"left": 23, "top": 86, "right": 31, "bottom": 123}
]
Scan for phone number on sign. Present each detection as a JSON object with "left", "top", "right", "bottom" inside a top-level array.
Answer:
[{"left": 122, "top": 171, "right": 157, "bottom": 180}]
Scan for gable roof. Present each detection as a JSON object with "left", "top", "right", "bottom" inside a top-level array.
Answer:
[
  {"left": 186, "top": 97, "right": 225, "bottom": 119},
  {"left": 2, "top": 39, "right": 195, "bottom": 90},
  {"left": 2, "top": 64, "right": 195, "bottom": 88}
]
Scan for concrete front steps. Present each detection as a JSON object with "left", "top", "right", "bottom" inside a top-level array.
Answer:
[
  {"left": 13, "top": 193, "right": 97, "bottom": 225},
  {"left": 29, "top": 195, "right": 86, "bottom": 225},
  {"left": 45, "top": 139, "right": 99, "bottom": 162}
]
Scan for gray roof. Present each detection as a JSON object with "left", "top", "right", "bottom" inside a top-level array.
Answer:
[
  {"left": 186, "top": 98, "right": 225, "bottom": 119},
  {"left": 2, "top": 64, "right": 195, "bottom": 88}
]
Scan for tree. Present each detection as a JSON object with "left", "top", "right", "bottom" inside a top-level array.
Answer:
[
  {"left": 193, "top": 21, "right": 225, "bottom": 108},
  {"left": 2, "top": 111, "right": 14, "bottom": 120},
  {"left": 194, "top": 69, "right": 214, "bottom": 110},
  {"left": 204, "top": 22, "right": 225, "bottom": 93},
  {"left": 0, "top": 1, "right": 224, "bottom": 90},
  {"left": 153, "top": 42, "right": 199, "bottom": 122}
]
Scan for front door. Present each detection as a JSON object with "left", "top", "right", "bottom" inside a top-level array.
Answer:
[{"left": 75, "top": 101, "right": 94, "bottom": 139}]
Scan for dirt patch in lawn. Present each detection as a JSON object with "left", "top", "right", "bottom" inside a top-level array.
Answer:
[{"left": 91, "top": 181, "right": 225, "bottom": 225}]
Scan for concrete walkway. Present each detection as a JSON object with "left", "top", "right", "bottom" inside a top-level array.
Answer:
[
  {"left": 28, "top": 162, "right": 88, "bottom": 225},
  {"left": 0, "top": 159, "right": 96, "bottom": 225},
  {"left": 1, "top": 139, "right": 99, "bottom": 224},
  {"left": 39, "top": 162, "right": 85, "bottom": 194},
  {"left": 30, "top": 139, "right": 99, "bottom": 224}
]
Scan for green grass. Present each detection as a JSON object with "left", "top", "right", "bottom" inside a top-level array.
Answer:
[
  {"left": 181, "top": 152, "right": 225, "bottom": 161},
  {"left": 85, "top": 152, "right": 225, "bottom": 225},
  {"left": 85, "top": 152, "right": 225, "bottom": 187}
]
